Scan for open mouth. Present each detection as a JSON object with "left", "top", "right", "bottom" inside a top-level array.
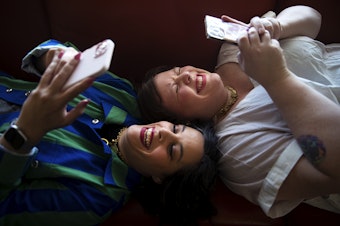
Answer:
[
  {"left": 140, "top": 127, "right": 154, "bottom": 149},
  {"left": 196, "top": 74, "right": 206, "bottom": 93}
]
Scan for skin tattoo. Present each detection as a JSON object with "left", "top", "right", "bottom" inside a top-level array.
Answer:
[{"left": 297, "top": 135, "right": 326, "bottom": 166}]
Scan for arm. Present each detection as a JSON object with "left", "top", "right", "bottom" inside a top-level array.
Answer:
[
  {"left": 21, "top": 39, "right": 79, "bottom": 76},
  {"left": 216, "top": 6, "right": 321, "bottom": 92},
  {"left": 249, "top": 5, "right": 321, "bottom": 40},
  {"left": 238, "top": 28, "right": 340, "bottom": 185},
  {"left": 222, "top": 5, "right": 321, "bottom": 40},
  {"left": 276, "top": 5, "right": 321, "bottom": 40},
  {"left": 0, "top": 50, "right": 107, "bottom": 224}
]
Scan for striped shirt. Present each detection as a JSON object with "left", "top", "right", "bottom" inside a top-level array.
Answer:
[{"left": 0, "top": 40, "right": 142, "bottom": 225}]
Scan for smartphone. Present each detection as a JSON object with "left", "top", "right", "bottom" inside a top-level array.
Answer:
[
  {"left": 204, "top": 15, "right": 248, "bottom": 44},
  {"left": 63, "top": 39, "right": 115, "bottom": 89}
]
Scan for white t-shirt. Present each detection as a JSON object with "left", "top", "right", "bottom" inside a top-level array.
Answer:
[{"left": 215, "top": 36, "right": 340, "bottom": 218}]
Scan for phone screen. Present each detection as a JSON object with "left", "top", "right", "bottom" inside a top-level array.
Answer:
[{"left": 205, "top": 15, "right": 248, "bottom": 43}]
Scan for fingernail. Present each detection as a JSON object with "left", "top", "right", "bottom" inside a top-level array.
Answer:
[
  {"left": 87, "top": 77, "right": 95, "bottom": 86},
  {"left": 82, "top": 99, "right": 91, "bottom": 105},
  {"left": 58, "top": 51, "right": 64, "bottom": 59},
  {"left": 74, "top": 52, "right": 81, "bottom": 60},
  {"left": 80, "top": 99, "right": 91, "bottom": 110}
]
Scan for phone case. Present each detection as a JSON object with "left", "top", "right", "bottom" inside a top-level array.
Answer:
[
  {"left": 204, "top": 15, "right": 247, "bottom": 43},
  {"left": 63, "top": 39, "right": 115, "bottom": 89}
]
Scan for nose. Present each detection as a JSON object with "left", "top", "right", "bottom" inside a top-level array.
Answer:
[
  {"left": 157, "top": 127, "right": 177, "bottom": 143},
  {"left": 175, "top": 71, "right": 191, "bottom": 85}
]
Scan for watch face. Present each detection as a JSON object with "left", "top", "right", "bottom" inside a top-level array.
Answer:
[{"left": 4, "top": 127, "right": 26, "bottom": 149}]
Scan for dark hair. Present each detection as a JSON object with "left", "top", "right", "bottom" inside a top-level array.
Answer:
[
  {"left": 137, "top": 65, "right": 185, "bottom": 124},
  {"left": 132, "top": 121, "right": 221, "bottom": 225}
]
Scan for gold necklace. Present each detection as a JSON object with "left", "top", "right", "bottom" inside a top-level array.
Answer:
[
  {"left": 101, "top": 127, "right": 127, "bottom": 163},
  {"left": 213, "top": 85, "right": 238, "bottom": 122}
]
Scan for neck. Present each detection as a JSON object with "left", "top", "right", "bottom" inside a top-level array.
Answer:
[
  {"left": 102, "top": 127, "right": 128, "bottom": 163},
  {"left": 213, "top": 85, "right": 238, "bottom": 122}
]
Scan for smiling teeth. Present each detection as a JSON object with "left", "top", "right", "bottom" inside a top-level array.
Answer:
[
  {"left": 144, "top": 128, "right": 153, "bottom": 148},
  {"left": 197, "top": 76, "right": 203, "bottom": 92}
]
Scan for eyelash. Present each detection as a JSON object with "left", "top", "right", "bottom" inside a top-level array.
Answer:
[
  {"left": 174, "top": 67, "right": 181, "bottom": 93},
  {"left": 168, "top": 124, "right": 178, "bottom": 159}
]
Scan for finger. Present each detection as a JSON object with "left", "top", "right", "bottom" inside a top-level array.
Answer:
[
  {"left": 51, "top": 53, "right": 81, "bottom": 91},
  {"left": 261, "top": 11, "right": 276, "bottom": 18},
  {"left": 271, "top": 39, "right": 281, "bottom": 49},
  {"left": 261, "top": 30, "right": 272, "bottom": 44},
  {"left": 63, "top": 99, "right": 90, "bottom": 125},
  {"left": 247, "top": 27, "right": 260, "bottom": 45},
  {"left": 262, "top": 18, "right": 274, "bottom": 36},
  {"left": 38, "top": 50, "right": 63, "bottom": 88},
  {"left": 221, "top": 15, "right": 248, "bottom": 27},
  {"left": 237, "top": 30, "right": 250, "bottom": 50},
  {"left": 53, "top": 49, "right": 78, "bottom": 79},
  {"left": 250, "top": 16, "right": 266, "bottom": 35},
  {"left": 267, "top": 18, "right": 281, "bottom": 39}
]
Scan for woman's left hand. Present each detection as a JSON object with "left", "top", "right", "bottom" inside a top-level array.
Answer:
[
  {"left": 221, "top": 14, "right": 282, "bottom": 40},
  {"left": 237, "top": 27, "right": 288, "bottom": 87},
  {"left": 249, "top": 16, "right": 282, "bottom": 39}
]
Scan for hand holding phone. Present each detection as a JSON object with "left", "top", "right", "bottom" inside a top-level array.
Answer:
[
  {"left": 204, "top": 15, "right": 248, "bottom": 44},
  {"left": 63, "top": 39, "right": 115, "bottom": 89}
]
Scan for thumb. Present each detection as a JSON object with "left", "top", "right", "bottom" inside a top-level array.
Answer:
[{"left": 64, "top": 99, "right": 90, "bottom": 125}]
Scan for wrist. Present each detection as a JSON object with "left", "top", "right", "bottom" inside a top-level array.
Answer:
[
  {"left": 277, "top": 20, "right": 286, "bottom": 39},
  {"left": 1, "top": 121, "right": 35, "bottom": 154},
  {"left": 264, "top": 69, "right": 293, "bottom": 93}
]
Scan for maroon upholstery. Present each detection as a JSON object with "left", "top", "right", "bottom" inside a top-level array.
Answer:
[{"left": 1, "top": 0, "right": 339, "bottom": 225}]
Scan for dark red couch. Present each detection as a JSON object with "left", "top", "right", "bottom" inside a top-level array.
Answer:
[{"left": 1, "top": 0, "right": 339, "bottom": 225}]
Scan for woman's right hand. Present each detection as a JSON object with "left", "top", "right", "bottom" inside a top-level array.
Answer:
[
  {"left": 15, "top": 50, "right": 94, "bottom": 146},
  {"left": 37, "top": 47, "right": 79, "bottom": 73}
]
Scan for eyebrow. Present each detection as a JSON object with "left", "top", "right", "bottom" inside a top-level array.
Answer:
[
  {"left": 172, "top": 67, "right": 179, "bottom": 74},
  {"left": 177, "top": 125, "right": 185, "bottom": 162}
]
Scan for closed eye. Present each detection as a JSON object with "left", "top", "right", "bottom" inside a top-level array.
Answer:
[
  {"left": 168, "top": 144, "right": 174, "bottom": 160},
  {"left": 174, "top": 83, "right": 179, "bottom": 93},
  {"left": 176, "top": 67, "right": 181, "bottom": 75},
  {"left": 173, "top": 67, "right": 181, "bottom": 93},
  {"left": 167, "top": 124, "right": 179, "bottom": 160}
]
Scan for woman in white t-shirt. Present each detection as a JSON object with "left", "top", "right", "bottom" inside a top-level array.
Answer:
[{"left": 137, "top": 5, "right": 340, "bottom": 218}]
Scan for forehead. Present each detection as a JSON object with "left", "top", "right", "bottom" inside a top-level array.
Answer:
[
  {"left": 154, "top": 68, "right": 174, "bottom": 86},
  {"left": 154, "top": 70, "right": 178, "bottom": 107},
  {"left": 180, "top": 126, "right": 204, "bottom": 164}
]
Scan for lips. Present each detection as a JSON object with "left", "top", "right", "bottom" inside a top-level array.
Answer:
[
  {"left": 196, "top": 74, "right": 206, "bottom": 93},
  {"left": 140, "top": 127, "right": 154, "bottom": 149}
]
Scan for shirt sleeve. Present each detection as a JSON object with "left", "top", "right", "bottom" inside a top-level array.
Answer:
[
  {"left": 0, "top": 143, "right": 123, "bottom": 225},
  {"left": 215, "top": 42, "right": 240, "bottom": 69},
  {"left": 215, "top": 42, "right": 259, "bottom": 87},
  {"left": 258, "top": 140, "right": 304, "bottom": 218},
  {"left": 21, "top": 39, "right": 68, "bottom": 77},
  {"left": 0, "top": 144, "right": 38, "bottom": 187}
]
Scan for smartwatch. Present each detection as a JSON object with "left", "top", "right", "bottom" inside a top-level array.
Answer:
[{"left": 3, "top": 123, "right": 31, "bottom": 150}]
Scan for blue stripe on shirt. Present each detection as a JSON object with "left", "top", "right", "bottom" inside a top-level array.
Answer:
[
  {"left": 0, "top": 178, "right": 124, "bottom": 217},
  {"left": 36, "top": 141, "right": 108, "bottom": 177}
]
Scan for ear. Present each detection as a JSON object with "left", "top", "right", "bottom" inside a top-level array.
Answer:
[{"left": 152, "top": 176, "right": 163, "bottom": 184}]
